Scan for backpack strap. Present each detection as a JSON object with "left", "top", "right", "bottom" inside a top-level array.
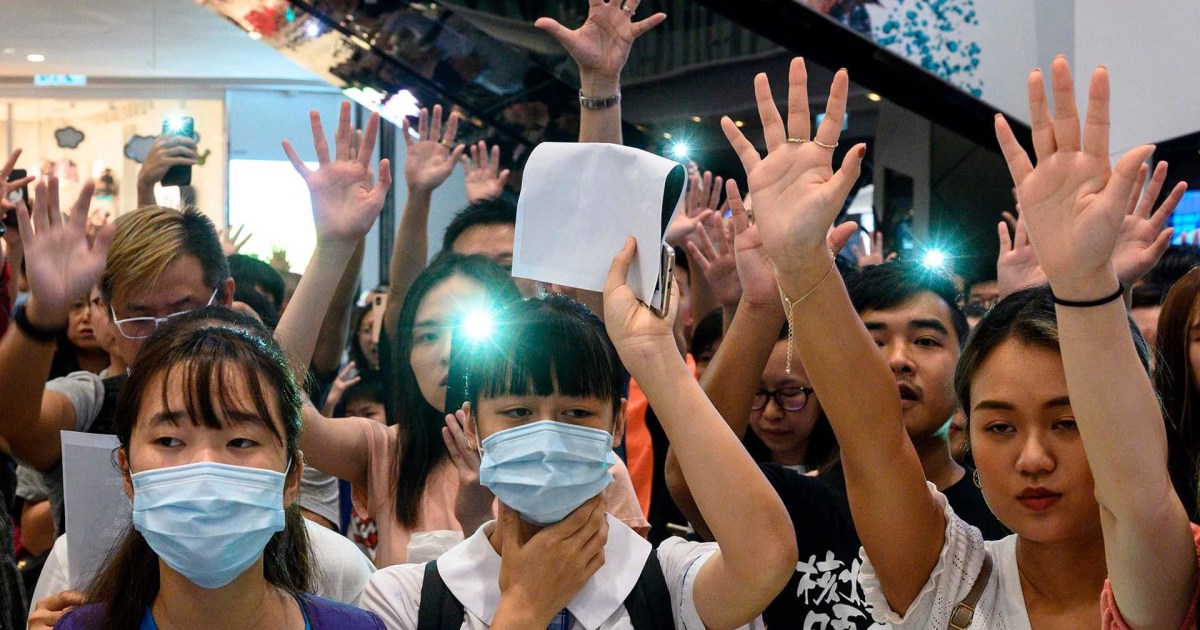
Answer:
[
  {"left": 623, "top": 549, "right": 673, "bottom": 630},
  {"left": 417, "top": 559, "right": 466, "bottom": 630},
  {"left": 948, "top": 553, "right": 993, "bottom": 630}
]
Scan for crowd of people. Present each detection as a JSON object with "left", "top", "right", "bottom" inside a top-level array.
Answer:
[{"left": 1, "top": 1, "right": 1199, "bottom": 629}]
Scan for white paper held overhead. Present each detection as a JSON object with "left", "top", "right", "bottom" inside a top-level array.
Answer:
[{"left": 512, "top": 142, "right": 686, "bottom": 308}]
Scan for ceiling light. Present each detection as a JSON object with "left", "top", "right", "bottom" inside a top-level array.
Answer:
[
  {"left": 305, "top": 21, "right": 321, "bottom": 37},
  {"left": 691, "top": 116, "right": 702, "bottom": 123},
  {"left": 662, "top": 132, "right": 672, "bottom": 139},
  {"left": 866, "top": 92, "right": 882, "bottom": 102},
  {"left": 26, "top": 54, "right": 45, "bottom": 63},
  {"left": 1, "top": 48, "right": 15, "bottom": 55},
  {"left": 734, "top": 120, "right": 745, "bottom": 128}
]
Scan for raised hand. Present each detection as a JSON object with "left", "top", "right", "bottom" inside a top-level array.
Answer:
[
  {"left": 270, "top": 247, "right": 291, "bottom": 274},
  {"left": 850, "top": 231, "right": 887, "bottom": 268},
  {"left": 443, "top": 403, "right": 495, "bottom": 530},
  {"left": 665, "top": 171, "right": 721, "bottom": 248},
  {"left": 322, "top": 361, "right": 361, "bottom": 416},
  {"left": 1112, "top": 161, "right": 1186, "bottom": 284},
  {"left": 534, "top": 0, "right": 666, "bottom": 92},
  {"left": 283, "top": 102, "right": 392, "bottom": 246},
  {"left": 462, "top": 140, "right": 511, "bottom": 203},
  {"left": 721, "top": 57, "right": 866, "bottom": 290},
  {"left": 688, "top": 212, "right": 741, "bottom": 308},
  {"left": 996, "top": 214, "right": 1048, "bottom": 298},
  {"left": 1, "top": 150, "right": 33, "bottom": 216},
  {"left": 16, "top": 176, "right": 113, "bottom": 329},
  {"left": 220, "top": 224, "right": 252, "bottom": 256},
  {"left": 138, "top": 136, "right": 198, "bottom": 191},
  {"left": 722, "top": 180, "right": 782, "bottom": 309},
  {"left": 994, "top": 57, "right": 1154, "bottom": 299},
  {"left": 402, "top": 105, "right": 463, "bottom": 194},
  {"left": 603, "top": 237, "right": 679, "bottom": 374}
]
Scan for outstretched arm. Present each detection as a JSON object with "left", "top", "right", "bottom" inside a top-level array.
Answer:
[
  {"left": 536, "top": 0, "right": 665, "bottom": 145},
  {"left": 382, "top": 106, "right": 462, "bottom": 340},
  {"left": 606, "top": 238, "right": 797, "bottom": 629},
  {"left": 722, "top": 58, "right": 941, "bottom": 614},
  {"left": 0, "top": 165, "right": 111, "bottom": 471},
  {"left": 995, "top": 58, "right": 1193, "bottom": 630},
  {"left": 275, "top": 103, "right": 389, "bottom": 489}
]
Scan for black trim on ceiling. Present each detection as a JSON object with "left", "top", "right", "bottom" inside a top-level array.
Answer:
[
  {"left": 287, "top": 0, "right": 648, "bottom": 150},
  {"left": 691, "top": 0, "right": 1033, "bottom": 155}
]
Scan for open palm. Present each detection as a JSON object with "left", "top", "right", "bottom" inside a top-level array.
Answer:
[
  {"left": 995, "top": 59, "right": 1153, "bottom": 294},
  {"left": 404, "top": 105, "right": 463, "bottom": 194},
  {"left": 283, "top": 102, "right": 392, "bottom": 245},
  {"left": 16, "top": 177, "right": 113, "bottom": 327},
  {"left": 1111, "top": 161, "right": 1186, "bottom": 284},
  {"left": 535, "top": 0, "right": 666, "bottom": 83},
  {"left": 722, "top": 58, "right": 864, "bottom": 277}
]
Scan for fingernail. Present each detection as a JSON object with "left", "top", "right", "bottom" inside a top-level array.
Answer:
[{"left": 857, "top": 145, "right": 866, "bottom": 159}]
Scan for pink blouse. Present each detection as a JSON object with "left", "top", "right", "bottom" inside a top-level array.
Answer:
[{"left": 1101, "top": 522, "right": 1200, "bottom": 629}]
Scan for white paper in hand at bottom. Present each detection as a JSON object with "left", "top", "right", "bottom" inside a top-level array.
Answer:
[
  {"left": 62, "top": 431, "right": 128, "bottom": 587},
  {"left": 513, "top": 142, "right": 686, "bottom": 307}
]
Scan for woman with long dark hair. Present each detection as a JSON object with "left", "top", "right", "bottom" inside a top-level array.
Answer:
[
  {"left": 1154, "top": 267, "right": 1200, "bottom": 520},
  {"left": 52, "top": 307, "right": 383, "bottom": 629}
]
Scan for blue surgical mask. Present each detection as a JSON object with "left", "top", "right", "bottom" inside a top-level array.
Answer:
[
  {"left": 131, "top": 461, "right": 288, "bottom": 589},
  {"left": 478, "top": 420, "right": 616, "bottom": 525}
]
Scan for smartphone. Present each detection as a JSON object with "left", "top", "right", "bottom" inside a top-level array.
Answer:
[
  {"left": 161, "top": 116, "right": 195, "bottom": 187},
  {"left": 4, "top": 169, "right": 28, "bottom": 227},
  {"left": 369, "top": 294, "right": 388, "bottom": 347}
]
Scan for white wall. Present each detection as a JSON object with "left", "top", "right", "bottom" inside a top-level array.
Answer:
[{"left": 0, "top": 98, "right": 225, "bottom": 221}]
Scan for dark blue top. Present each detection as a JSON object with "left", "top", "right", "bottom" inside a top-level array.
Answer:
[{"left": 56, "top": 593, "right": 385, "bottom": 630}]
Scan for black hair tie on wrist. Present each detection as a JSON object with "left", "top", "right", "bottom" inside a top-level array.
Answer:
[{"left": 1051, "top": 284, "right": 1125, "bottom": 308}]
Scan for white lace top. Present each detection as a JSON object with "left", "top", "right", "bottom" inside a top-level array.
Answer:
[{"left": 859, "top": 483, "right": 1033, "bottom": 629}]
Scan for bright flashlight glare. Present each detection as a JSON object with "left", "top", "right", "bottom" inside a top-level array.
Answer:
[
  {"left": 166, "top": 116, "right": 186, "bottom": 133},
  {"left": 671, "top": 143, "right": 689, "bottom": 159},
  {"left": 462, "top": 310, "right": 495, "bottom": 342},
  {"left": 306, "top": 21, "right": 321, "bottom": 37},
  {"left": 922, "top": 249, "right": 947, "bottom": 270}
]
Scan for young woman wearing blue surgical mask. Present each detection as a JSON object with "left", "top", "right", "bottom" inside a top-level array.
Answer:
[
  {"left": 297, "top": 254, "right": 648, "bottom": 569},
  {"left": 360, "top": 255, "right": 798, "bottom": 628},
  {"left": 53, "top": 307, "right": 384, "bottom": 630}
]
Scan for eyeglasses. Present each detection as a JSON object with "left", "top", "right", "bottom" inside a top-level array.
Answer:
[
  {"left": 110, "top": 288, "right": 219, "bottom": 340},
  {"left": 751, "top": 386, "right": 815, "bottom": 412}
]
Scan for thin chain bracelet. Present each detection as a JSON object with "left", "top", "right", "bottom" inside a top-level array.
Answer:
[{"left": 774, "top": 261, "right": 836, "bottom": 374}]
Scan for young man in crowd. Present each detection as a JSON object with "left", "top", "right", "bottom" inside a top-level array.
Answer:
[{"left": 668, "top": 260, "right": 1007, "bottom": 629}]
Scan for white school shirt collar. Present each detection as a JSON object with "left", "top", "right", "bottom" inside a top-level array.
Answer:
[{"left": 436, "top": 513, "right": 653, "bottom": 629}]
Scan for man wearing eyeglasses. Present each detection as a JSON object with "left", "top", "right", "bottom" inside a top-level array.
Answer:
[
  {"left": 667, "top": 261, "right": 1008, "bottom": 629},
  {"left": 0, "top": 184, "right": 234, "bottom": 534}
]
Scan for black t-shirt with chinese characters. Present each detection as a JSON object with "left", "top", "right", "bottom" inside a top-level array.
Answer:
[{"left": 760, "top": 462, "right": 1007, "bottom": 629}]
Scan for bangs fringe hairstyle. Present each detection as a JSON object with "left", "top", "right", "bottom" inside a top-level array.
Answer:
[
  {"left": 101, "top": 206, "right": 229, "bottom": 306},
  {"left": 955, "top": 286, "right": 1151, "bottom": 421},
  {"left": 464, "top": 295, "right": 630, "bottom": 417},
  {"left": 1153, "top": 268, "right": 1200, "bottom": 519},
  {"left": 384, "top": 253, "right": 521, "bottom": 528},
  {"left": 85, "top": 306, "right": 311, "bottom": 630}
]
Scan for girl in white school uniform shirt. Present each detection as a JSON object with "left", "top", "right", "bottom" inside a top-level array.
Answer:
[
  {"left": 716, "top": 51, "right": 1199, "bottom": 628},
  {"left": 360, "top": 255, "right": 798, "bottom": 628}
]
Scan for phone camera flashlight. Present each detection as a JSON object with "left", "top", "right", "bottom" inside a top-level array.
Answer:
[
  {"left": 462, "top": 310, "right": 495, "bottom": 343},
  {"left": 922, "top": 249, "right": 947, "bottom": 271}
]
